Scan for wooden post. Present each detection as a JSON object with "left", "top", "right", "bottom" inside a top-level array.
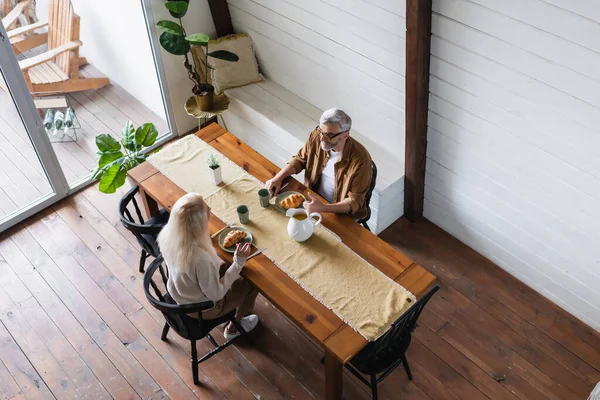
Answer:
[
  {"left": 207, "top": 0, "right": 234, "bottom": 38},
  {"left": 404, "top": 0, "right": 433, "bottom": 222}
]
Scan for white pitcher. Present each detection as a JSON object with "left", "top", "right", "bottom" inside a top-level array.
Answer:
[{"left": 285, "top": 208, "right": 322, "bottom": 242}]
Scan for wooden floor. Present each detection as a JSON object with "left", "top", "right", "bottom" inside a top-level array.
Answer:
[
  {"left": 0, "top": 62, "right": 167, "bottom": 221},
  {"left": 0, "top": 180, "right": 599, "bottom": 399}
]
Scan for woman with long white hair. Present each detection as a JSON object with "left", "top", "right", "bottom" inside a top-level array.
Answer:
[{"left": 157, "top": 192, "right": 259, "bottom": 339}]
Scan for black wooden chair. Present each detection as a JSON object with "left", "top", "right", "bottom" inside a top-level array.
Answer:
[
  {"left": 119, "top": 185, "right": 169, "bottom": 273},
  {"left": 143, "top": 255, "right": 248, "bottom": 385},
  {"left": 357, "top": 160, "right": 378, "bottom": 231},
  {"left": 346, "top": 285, "right": 439, "bottom": 399}
]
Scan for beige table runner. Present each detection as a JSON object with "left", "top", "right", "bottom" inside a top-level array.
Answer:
[{"left": 149, "top": 135, "right": 416, "bottom": 341}]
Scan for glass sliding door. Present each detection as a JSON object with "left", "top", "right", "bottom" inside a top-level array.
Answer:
[
  {"left": 0, "top": 21, "right": 68, "bottom": 231},
  {"left": 0, "top": 0, "right": 176, "bottom": 231}
]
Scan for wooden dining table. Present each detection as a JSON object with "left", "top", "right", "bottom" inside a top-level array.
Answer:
[{"left": 128, "top": 123, "right": 436, "bottom": 400}]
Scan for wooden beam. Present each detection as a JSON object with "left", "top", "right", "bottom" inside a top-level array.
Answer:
[
  {"left": 207, "top": 0, "right": 234, "bottom": 38},
  {"left": 404, "top": 0, "right": 433, "bottom": 222}
]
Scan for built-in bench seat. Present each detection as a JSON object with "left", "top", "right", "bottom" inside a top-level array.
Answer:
[{"left": 223, "top": 79, "right": 405, "bottom": 234}]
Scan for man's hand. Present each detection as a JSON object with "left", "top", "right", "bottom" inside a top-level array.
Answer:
[
  {"left": 303, "top": 193, "right": 324, "bottom": 214},
  {"left": 265, "top": 176, "right": 284, "bottom": 197}
]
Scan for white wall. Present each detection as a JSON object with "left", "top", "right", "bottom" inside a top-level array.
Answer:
[
  {"left": 36, "top": 0, "right": 217, "bottom": 135},
  {"left": 226, "top": 0, "right": 406, "bottom": 165},
  {"left": 424, "top": 0, "right": 600, "bottom": 330}
]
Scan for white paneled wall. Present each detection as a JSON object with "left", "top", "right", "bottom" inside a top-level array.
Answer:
[
  {"left": 227, "top": 0, "right": 406, "bottom": 162},
  {"left": 425, "top": 0, "right": 600, "bottom": 329}
]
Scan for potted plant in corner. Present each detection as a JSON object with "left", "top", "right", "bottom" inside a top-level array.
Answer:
[
  {"left": 207, "top": 153, "right": 222, "bottom": 185},
  {"left": 92, "top": 120, "right": 159, "bottom": 194},
  {"left": 156, "top": 0, "right": 239, "bottom": 111}
]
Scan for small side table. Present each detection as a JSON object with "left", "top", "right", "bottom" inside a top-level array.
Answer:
[{"left": 185, "top": 93, "right": 230, "bottom": 131}]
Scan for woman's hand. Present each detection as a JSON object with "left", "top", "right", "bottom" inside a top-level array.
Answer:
[{"left": 233, "top": 242, "right": 252, "bottom": 266}]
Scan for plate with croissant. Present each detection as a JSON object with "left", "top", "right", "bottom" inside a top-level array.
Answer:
[
  {"left": 218, "top": 227, "right": 253, "bottom": 253},
  {"left": 275, "top": 191, "right": 306, "bottom": 212}
]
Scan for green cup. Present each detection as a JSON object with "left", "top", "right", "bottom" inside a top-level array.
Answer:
[
  {"left": 237, "top": 205, "right": 249, "bottom": 224},
  {"left": 258, "top": 188, "right": 270, "bottom": 207}
]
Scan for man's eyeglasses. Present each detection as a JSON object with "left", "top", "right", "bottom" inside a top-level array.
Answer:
[{"left": 316, "top": 126, "right": 348, "bottom": 141}]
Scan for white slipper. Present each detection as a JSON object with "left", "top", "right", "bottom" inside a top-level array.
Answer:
[{"left": 224, "top": 314, "right": 259, "bottom": 340}]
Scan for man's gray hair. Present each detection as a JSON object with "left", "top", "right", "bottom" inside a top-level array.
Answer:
[{"left": 320, "top": 108, "right": 352, "bottom": 132}]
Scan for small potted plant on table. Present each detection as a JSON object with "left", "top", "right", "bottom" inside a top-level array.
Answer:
[{"left": 207, "top": 154, "right": 222, "bottom": 185}]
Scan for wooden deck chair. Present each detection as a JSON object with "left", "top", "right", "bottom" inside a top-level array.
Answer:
[
  {"left": 1, "top": 0, "right": 47, "bottom": 55},
  {"left": 14, "top": 0, "right": 109, "bottom": 95}
]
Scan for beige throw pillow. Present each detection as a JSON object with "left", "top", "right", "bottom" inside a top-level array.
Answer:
[{"left": 205, "top": 33, "right": 263, "bottom": 93}]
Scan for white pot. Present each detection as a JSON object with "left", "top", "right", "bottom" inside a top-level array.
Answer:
[{"left": 209, "top": 166, "right": 222, "bottom": 185}]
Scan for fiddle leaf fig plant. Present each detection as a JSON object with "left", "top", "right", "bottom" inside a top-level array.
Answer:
[
  {"left": 156, "top": 0, "right": 239, "bottom": 96},
  {"left": 92, "top": 120, "right": 159, "bottom": 194}
]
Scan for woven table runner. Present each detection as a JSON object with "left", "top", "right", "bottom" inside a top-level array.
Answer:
[{"left": 148, "top": 135, "right": 416, "bottom": 341}]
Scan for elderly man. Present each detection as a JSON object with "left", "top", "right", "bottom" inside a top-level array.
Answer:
[{"left": 266, "top": 108, "right": 373, "bottom": 221}]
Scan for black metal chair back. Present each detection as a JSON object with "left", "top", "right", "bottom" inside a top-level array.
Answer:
[
  {"left": 358, "top": 160, "right": 378, "bottom": 231},
  {"left": 143, "top": 255, "right": 247, "bottom": 385},
  {"left": 347, "top": 285, "right": 439, "bottom": 399},
  {"left": 118, "top": 185, "right": 169, "bottom": 272}
]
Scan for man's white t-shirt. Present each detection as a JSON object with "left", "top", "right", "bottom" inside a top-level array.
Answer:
[{"left": 316, "top": 149, "right": 342, "bottom": 203}]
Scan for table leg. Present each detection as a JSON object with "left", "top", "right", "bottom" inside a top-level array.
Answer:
[
  {"left": 140, "top": 187, "right": 160, "bottom": 218},
  {"left": 325, "top": 350, "right": 343, "bottom": 400}
]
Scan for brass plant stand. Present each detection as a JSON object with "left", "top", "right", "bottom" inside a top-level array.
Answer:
[{"left": 185, "top": 93, "right": 230, "bottom": 131}]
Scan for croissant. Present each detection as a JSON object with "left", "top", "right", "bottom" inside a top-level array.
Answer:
[
  {"left": 223, "top": 230, "right": 247, "bottom": 248},
  {"left": 279, "top": 193, "right": 304, "bottom": 210}
]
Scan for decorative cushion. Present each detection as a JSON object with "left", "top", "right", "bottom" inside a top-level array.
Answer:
[{"left": 205, "top": 33, "right": 263, "bottom": 93}]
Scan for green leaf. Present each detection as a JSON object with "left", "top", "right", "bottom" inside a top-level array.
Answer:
[
  {"left": 99, "top": 164, "right": 127, "bottom": 194},
  {"left": 135, "top": 123, "right": 159, "bottom": 147},
  {"left": 156, "top": 20, "right": 184, "bottom": 35},
  {"left": 159, "top": 32, "right": 190, "bottom": 55},
  {"left": 165, "top": 1, "right": 188, "bottom": 14},
  {"left": 98, "top": 151, "right": 124, "bottom": 168},
  {"left": 121, "top": 120, "right": 137, "bottom": 151},
  {"left": 207, "top": 50, "right": 239, "bottom": 62},
  {"left": 166, "top": 0, "right": 189, "bottom": 17},
  {"left": 95, "top": 134, "right": 121, "bottom": 152},
  {"left": 185, "top": 33, "right": 210, "bottom": 46}
]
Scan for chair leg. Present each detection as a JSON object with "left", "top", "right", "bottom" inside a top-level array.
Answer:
[
  {"left": 191, "top": 340, "right": 199, "bottom": 385},
  {"left": 206, "top": 333, "right": 219, "bottom": 348},
  {"left": 160, "top": 323, "right": 170, "bottom": 341},
  {"left": 401, "top": 354, "right": 413, "bottom": 380},
  {"left": 139, "top": 250, "right": 148, "bottom": 273},
  {"left": 371, "top": 373, "right": 378, "bottom": 400}
]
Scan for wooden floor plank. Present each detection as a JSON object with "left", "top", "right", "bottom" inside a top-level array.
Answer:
[
  {"left": 2, "top": 227, "right": 161, "bottom": 399},
  {"left": 0, "top": 260, "right": 111, "bottom": 399},
  {"left": 408, "top": 340, "right": 488, "bottom": 400},
  {"left": 424, "top": 222, "right": 596, "bottom": 394},
  {"left": 0, "top": 318, "right": 55, "bottom": 400},
  {"left": 0, "top": 357, "right": 24, "bottom": 400},
  {"left": 0, "top": 285, "right": 82, "bottom": 399},
  {"left": 15, "top": 269, "right": 141, "bottom": 400},
  {"left": 415, "top": 324, "right": 518, "bottom": 400}
]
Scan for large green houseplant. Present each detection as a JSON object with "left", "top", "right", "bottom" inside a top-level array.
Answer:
[
  {"left": 156, "top": 0, "right": 239, "bottom": 110},
  {"left": 92, "top": 120, "right": 159, "bottom": 194}
]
